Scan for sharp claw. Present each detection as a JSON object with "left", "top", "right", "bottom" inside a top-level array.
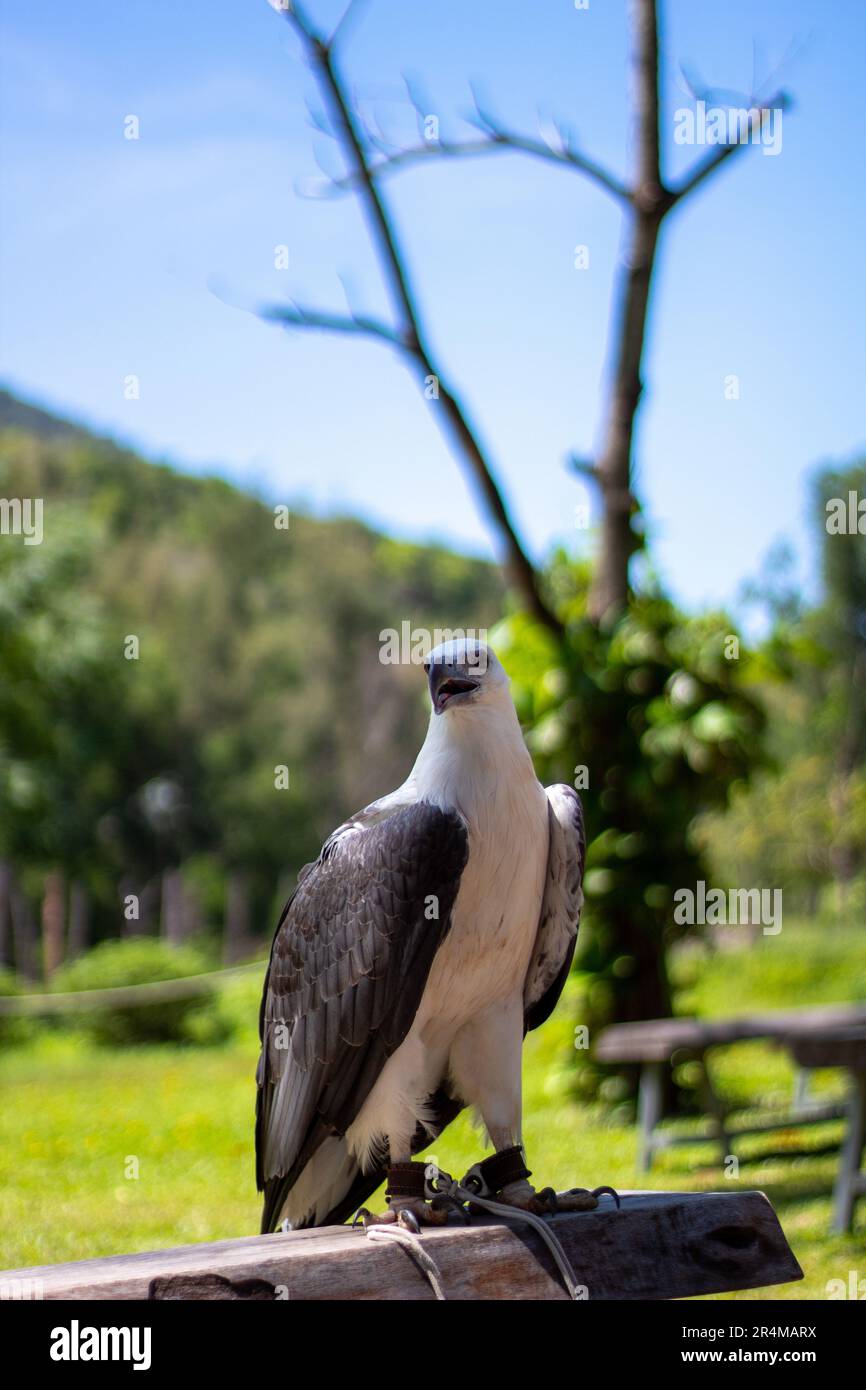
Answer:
[
  {"left": 355, "top": 1206, "right": 397, "bottom": 1228},
  {"left": 590, "top": 1185, "right": 621, "bottom": 1209},
  {"left": 396, "top": 1207, "right": 421, "bottom": 1234}
]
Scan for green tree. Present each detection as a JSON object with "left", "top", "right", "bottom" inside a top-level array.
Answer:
[{"left": 494, "top": 562, "right": 764, "bottom": 1045}]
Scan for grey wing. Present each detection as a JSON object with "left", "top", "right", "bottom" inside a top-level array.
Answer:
[
  {"left": 523, "top": 784, "right": 586, "bottom": 1032},
  {"left": 256, "top": 801, "right": 468, "bottom": 1232}
]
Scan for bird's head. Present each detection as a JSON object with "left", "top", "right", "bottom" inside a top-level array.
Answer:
[{"left": 424, "top": 637, "right": 509, "bottom": 716}]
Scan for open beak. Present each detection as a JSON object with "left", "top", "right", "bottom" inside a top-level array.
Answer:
[
  {"left": 428, "top": 664, "right": 480, "bottom": 717},
  {"left": 428, "top": 664, "right": 480, "bottom": 715}
]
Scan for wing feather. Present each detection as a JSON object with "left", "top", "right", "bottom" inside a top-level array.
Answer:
[
  {"left": 523, "top": 784, "right": 586, "bottom": 1032},
  {"left": 256, "top": 801, "right": 468, "bottom": 1231}
]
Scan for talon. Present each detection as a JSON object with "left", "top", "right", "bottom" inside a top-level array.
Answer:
[
  {"left": 590, "top": 1185, "right": 621, "bottom": 1209},
  {"left": 354, "top": 1206, "right": 397, "bottom": 1228},
  {"left": 381, "top": 1196, "right": 449, "bottom": 1228},
  {"left": 494, "top": 1179, "right": 562, "bottom": 1216},
  {"left": 546, "top": 1187, "right": 598, "bottom": 1212},
  {"left": 371, "top": 1210, "right": 397, "bottom": 1226},
  {"left": 551, "top": 1183, "right": 621, "bottom": 1213},
  {"left": 485, "top": 1174, "right": 616, "bottom": 1218},
  {"left": 431, "top": 1194, "right": 467, "bottom": 1222}
]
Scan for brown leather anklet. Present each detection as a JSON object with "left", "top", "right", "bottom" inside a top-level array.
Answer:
[
  {"left": 385, "top": 1161, "right": 428, "bottom": 1202},
  {"left": 474, "top": 1145, "right": 531, "bottom": 1194}
]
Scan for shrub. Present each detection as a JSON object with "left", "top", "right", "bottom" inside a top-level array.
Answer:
[
  {"left": 50, "top": 939, "right": 231, "bottom": 1045},
  {"left": 0, "top": 966, "right": 35, "bottom": 1046}
]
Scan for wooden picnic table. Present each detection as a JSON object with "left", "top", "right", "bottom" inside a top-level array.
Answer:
[
  {"left": 785, "top": 1025, "right": 866, "bottom": 1233},
  {"left": 595, "top": 1003, "right": 866, "bottom": 1172}
]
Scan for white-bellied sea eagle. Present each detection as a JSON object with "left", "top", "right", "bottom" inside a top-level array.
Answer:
[{"left": 256, "top": 637, "right": 607, "bottom": 1230}]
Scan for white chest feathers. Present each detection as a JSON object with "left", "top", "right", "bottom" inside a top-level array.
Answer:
[{"left": 410, "top": 697, "right": 550, "bottom": 1028}]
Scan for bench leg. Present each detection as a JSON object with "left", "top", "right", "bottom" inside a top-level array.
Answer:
[
  {"left": 792, "top": 1066, "right": 811, "bottom": 1111},
  {"left": 637, "top": 1062, "right": 664, "bottom": 1172},
  {"left": 698, "top": 1052, "right": 733, "bottom": 1169},
  {"left": 831, "top": 1071, "right": 866, "bottom": 1235}
]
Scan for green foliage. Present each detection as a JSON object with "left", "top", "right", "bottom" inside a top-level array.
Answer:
[
  {"left": 0, "top": 966, "right": 34, "bottom": 1046},
  {"left": 0, "top": 399, "right": 502, "bottom": 957},
  {"left": 49, "top": 940, "right": 226, "bottom": 1046},
  {"left": 0, "top": 499, "right": 183, "bottom": 879},
  {"left": 700, "top": 458, "right": 866, "bottom": 916},
  {"left": 494, "top": 558, "right": 765, "bottom": 1069}
]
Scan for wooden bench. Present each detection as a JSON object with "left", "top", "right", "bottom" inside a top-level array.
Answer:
[
  {"left": 595, "top": 1003, "right": 866, "bottom": 1172},
  {"left": 785, "top": 1026, "right": 866, "bottom": 1233},
  {"left": 0, "top": 1191, "right": 802, "bottom": 1301}
]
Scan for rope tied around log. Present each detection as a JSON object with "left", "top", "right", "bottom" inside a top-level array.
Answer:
[
  {"left": 356, "top": 1163, "right": 619, "bottom": 1300},
  {"left": 362, "top": 1224, "right": 450, "bottom": 1300}
]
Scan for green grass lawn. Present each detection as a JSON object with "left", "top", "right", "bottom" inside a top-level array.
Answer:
[{"left": 1, "top": 924, "right": 864, "bottom": 1298}]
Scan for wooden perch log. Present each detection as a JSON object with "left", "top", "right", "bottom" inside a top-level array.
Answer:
[{"left": 0, "top": 1191, "right": 802, "bottom": 1301}]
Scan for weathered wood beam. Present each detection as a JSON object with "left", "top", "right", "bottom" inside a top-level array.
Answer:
[{"left": 0, "top": 1192, "right": 802, "bottom": 1301}]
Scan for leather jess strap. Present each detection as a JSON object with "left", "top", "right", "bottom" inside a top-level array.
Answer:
[
  {"left": 385, "top": 1161, "right": 428, "bottom": 1201},
  {"left": 386, "top": 1146, "right": 531, "bottom": 1204},
  {"left": 474, "top": 1145, "right": 531, "bottom": 1194}
]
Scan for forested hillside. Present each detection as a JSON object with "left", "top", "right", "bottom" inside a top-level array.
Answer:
[
  {"left": 2, "top": 388, "right": 864, "bottom": 994},
  {"left": 0, "top": 390, "right": 502, "bottom": 969}
]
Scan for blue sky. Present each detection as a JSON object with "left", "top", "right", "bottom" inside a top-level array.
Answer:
[{"left": 1, "top": 0, "right": 864, "bottom": 619}]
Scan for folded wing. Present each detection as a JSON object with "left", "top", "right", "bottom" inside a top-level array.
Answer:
[
  {"left": 256, "top": 801, "right": 468, "bottom": 1232},
  {"left": 523, "top": 784, "right": 586, "bottom": 1032}
]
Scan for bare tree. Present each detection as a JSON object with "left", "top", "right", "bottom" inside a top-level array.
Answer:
[
  {"left": 264, "top": 0, "right": 788, "bottom": 626},
  {"left": 264, "top": 0, "right": 560, "bottom": 636}
]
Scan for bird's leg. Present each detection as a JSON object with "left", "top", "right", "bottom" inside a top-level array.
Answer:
[
  {"left": 355, "top": 1142, "right": 449, "bottom": 1230},
  {"left": 476, "top": 1128, "right": 617, "bottom": 1216},
  {"left": 478, "top": 1127, "right": 562, "bottom": 1214},
  {"left": 452, "top": 1008, "right": 619, "bottom": 1215}
]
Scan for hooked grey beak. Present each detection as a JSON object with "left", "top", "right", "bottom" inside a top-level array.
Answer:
[{"left": 428, "top": 662, "right": 481, "bottom": 715}]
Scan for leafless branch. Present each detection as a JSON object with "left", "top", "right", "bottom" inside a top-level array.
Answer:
[
  {"left": 261, "top": 300, "right": 407, "bottom": 349},
  {"left": 304, "top": 96, "right": 336, "bottom": 139},
  {"left": 328, "top": 81, "right": 631, "bottom": 206},
  {"left": 335, "top": 128, "right": 632, "bottom": 206},
  {"left": 270, "top": 0, "right": 563, "bottom": 636},
  {"left": 329, "top": 0, "right": 369, "bottom": 50},
  {"left": 669, "top": 92, "right": 790, "bottom": 205},
  {"left": 268, "top": 0, "right": 790, "bottom": 634}
]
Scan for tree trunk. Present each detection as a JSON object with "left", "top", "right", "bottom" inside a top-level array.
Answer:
[
  {"left": 181, "top": 879, "right": 204, "bottom": 942},
  {"left": 10, "top": 882, "right": 39, "bottom": 981},
  {"left": 588, "top": 212, "right": 661, "bottom": 622},
  {"left": 41, "top": 870, "right": 66, "bottom": 978},
  {"left": 588, "top": 0, "right": 666, "bottom": 623},
  {"left": 123, "top": 875, "right": 162, "bottom": 936},
  {"left": 67, "top": 881, "right": 90, "bottom": 959},
  {"left": 140, "top": 876, "right": 161, "bottom": 935},
  {"left": 223, "top": 872, "right": 252, "bottom": 965},
  {"left": 0, "top": 861, "right": 12, "bottom": 968},
  {"left": 160, "top": 868, "right": 186, "bottom": 945}
]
